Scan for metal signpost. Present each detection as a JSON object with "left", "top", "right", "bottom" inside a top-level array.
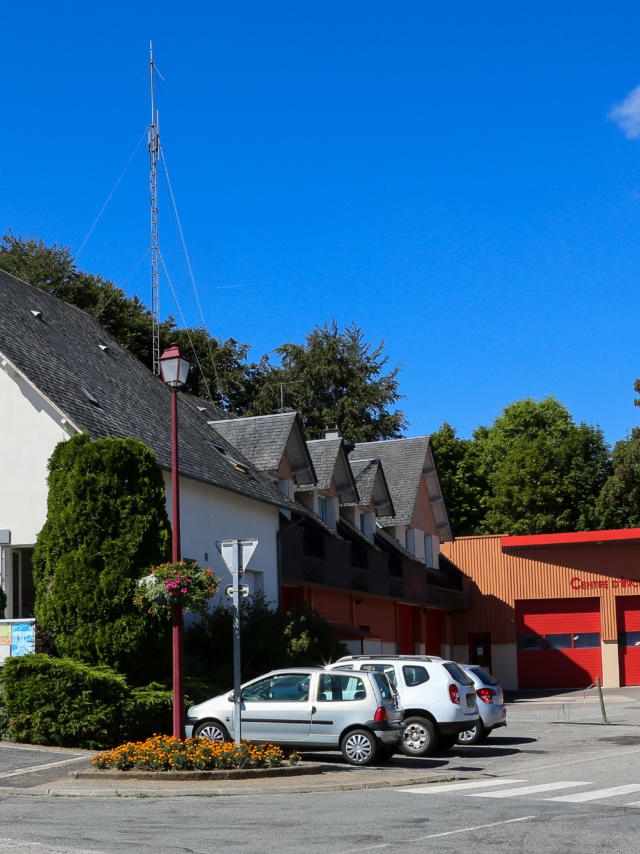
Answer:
[{"left": 215, "top": 538, "right": 258, "bottom": 745}]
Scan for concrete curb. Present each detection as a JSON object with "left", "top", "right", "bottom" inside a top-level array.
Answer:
[
  {"left": 0, "top": 771, "right": 459, "bottom": 798},
  {"left": 72, "top": 763, "right": 323, "bottom": 781}
]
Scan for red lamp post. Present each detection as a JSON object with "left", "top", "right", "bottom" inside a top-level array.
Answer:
[{"left": 158, "top": 342, "right": 191, "bottom": 740}]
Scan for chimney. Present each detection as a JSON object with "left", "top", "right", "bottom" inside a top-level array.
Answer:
[{"left": 325, "top": 425, "right": 341, "bottom": 440}]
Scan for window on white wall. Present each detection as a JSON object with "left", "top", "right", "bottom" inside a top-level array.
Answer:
[
  {"left": 424, "top": 534, "right": 439, "bottom": 567},
  {"left": 405, "top": 528, "right": 415, "bottom": 555},
  {"left": 278, "top": 478, "right": 292, "bottom": 498},
  {"left": 359, "top": 511, "right": 373, "bottom": 539},
  {"left": 425, "top": 534, "right": 433, "bottom": 567}
]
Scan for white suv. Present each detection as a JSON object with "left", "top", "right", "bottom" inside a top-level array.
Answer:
[{"left": 329, "top": 655, "right": 479, "bottom": 756}]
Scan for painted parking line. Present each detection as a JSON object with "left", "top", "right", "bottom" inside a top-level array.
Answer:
[
  {"left": 470, "top": 781, "right": 590, "bottom": 798},
  {"left": 547, "top": 784, "right": 640, "bottom": 803},
  {"left": 398, "top": 778, "right": 525, "bottom": 794},
  {"left": 331, "top": 817, "right": 535, "bottom": 853},
  {"left": 0, "top": 756, "right": 88, "bottom": 779}
]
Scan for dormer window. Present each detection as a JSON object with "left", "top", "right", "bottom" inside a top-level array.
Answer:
[
  {"left": 317, "top": 496, "right": 335, "bottom": 527},
  {"left": 405, "top": 527, "right": 415, "bottom": 555}
]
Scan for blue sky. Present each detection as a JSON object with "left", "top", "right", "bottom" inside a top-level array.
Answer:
[{"left": 3, "top": 2, "right": 640, "bottom": 446}]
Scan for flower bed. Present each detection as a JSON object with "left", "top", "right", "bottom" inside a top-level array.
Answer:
[{"left": 91, "top": 735, "right": 300, "bottom": 772}]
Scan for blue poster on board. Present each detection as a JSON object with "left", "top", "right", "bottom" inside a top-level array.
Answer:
[{"left": 10, "top": 622, "right": 35, "bottom": 657}]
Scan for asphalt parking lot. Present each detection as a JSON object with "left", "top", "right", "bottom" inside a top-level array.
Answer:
[{"left": 1, "top": 684, "right": 639, "bottom": 798}]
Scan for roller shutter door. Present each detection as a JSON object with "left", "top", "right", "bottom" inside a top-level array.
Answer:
[
  {"left": 617, "top": 597, "right": 640, "bottom": 686},
  {"left": 516, "top": 598, "right": 602, "bottom": 690}
]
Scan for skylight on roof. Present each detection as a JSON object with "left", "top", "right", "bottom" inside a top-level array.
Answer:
[{"left": 73, "top": 382, "right": 100, "bottom": 407}]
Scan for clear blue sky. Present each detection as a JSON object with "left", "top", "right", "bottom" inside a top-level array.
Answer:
[{"left": 3, "top": 1, "right": 640, "bottom": 447}]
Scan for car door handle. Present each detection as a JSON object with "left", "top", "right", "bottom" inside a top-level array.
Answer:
[{"left": 312, "top": 706, "right": 317, "bottom": 715}]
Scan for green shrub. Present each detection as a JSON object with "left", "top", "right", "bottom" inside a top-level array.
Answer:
[
  {"left": 123, "top": 683, "right": 173, "bottom": 743},
  {"left": 0, "top": 673, "right": 9, "bottom": 741},
  {"left": 3, "top": 655, "right": 177, "bottom": 749},
  {"left": 3, "top": 654, "right": 128, "bottom": 749},
  {"left": 32, "top": 433, "right": 171, "bottom": 683}
]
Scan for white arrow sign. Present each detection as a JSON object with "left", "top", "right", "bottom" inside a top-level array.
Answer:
[{"left": 215, "top": 539, "right": 259, "bottom": 575}]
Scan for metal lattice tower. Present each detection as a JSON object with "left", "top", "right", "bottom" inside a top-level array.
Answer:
[{"left": 148, "top": 41, "right": 160, "bottom": 375}]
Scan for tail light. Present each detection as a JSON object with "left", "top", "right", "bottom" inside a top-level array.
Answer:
[
  {"left": 374, "top": 706, "right": 388, "bottom": 723},
  {"left": 477, "top": 688, "right": 496, "bottom": 704},
  {"left": 448, "top": 684, "right": 460, "bottom": 704}
]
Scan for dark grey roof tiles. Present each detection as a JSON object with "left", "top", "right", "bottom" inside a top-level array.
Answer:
[
  {"left": 208, "top": 412, "right": 316, "bottom": 484},
  {"left": 302, "top": 438, "right": 342, "bottom": 490},
  {"left": 0, "top": 269, "right": 296, "bottom": 511},
  {"left": 346, "top": 458, "right": 393, "bottom": 515},
  {"left": 350, "top": 437, "right": 431, "bottom": 527}
]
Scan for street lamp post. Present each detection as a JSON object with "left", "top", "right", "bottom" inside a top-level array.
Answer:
[{"left": 159, "top": 342, "right": 191, "bottom": 740}]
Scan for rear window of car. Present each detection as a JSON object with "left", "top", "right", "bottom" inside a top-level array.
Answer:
[
  {"left": 443, "top": 662, "right": 474, "bottom": 686},
  {"left": 402, "top": 665, "right": 429, "bottom": 686},
  {"left": 317, "top": 673, "right": 367, "bottom": 702},
  {"left": 469, "top": 667, "right": 498, "bottom": 686},
  {"left": 371, "top": 672, "right": 396, "bottom": 700}
]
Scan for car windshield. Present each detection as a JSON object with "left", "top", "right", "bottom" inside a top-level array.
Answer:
[
  {"left": 470, "top": 667, "right": 498, "bottom": 686},
  {"left": 444, "top": 662, "right": 474, "bottom": 686}
]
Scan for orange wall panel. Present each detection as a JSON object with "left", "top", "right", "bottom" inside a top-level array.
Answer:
[{"left": 442, "top": 535, "right": 640, "bottom": 643}]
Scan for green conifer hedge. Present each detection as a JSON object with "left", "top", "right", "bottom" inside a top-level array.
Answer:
[{"left": 32, "top": 433, "right": 171, "bottom": 683}]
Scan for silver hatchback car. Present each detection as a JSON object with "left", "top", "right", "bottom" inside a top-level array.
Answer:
[
  {"left": 457, "top": 664, "right": 507, "bottom": 744},
  {"left": 185, "top": 667, "right": 405, "bottom": 765}
]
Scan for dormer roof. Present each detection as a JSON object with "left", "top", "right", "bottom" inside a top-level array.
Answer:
[
  {"left": 345, "top": 458, "right": 394, "bottom": 516},
  {"left": 297, "top": 437, "right": 358, "bottom": 502},
  {"left": 208, "top": 411, "right": 316, "bottom": 485},
  {"left": 350, "top": 436, "right": 452, "bottom": 541}
]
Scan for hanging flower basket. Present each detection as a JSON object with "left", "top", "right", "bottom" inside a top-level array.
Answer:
[{"left": 134, "top": 561, "right": 219, "bottom": 619}]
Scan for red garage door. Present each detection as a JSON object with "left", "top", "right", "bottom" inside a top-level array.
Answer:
[
  {"left": 516, "top": 598, "right": 602, "bottom": 690},
  {"left": 617, "top": 597, "right": 640, "bottom": 686}
]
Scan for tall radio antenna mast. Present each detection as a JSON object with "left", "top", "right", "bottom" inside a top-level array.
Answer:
[{"left": 148, "top": 41, "right": 160, "bottom": 375}]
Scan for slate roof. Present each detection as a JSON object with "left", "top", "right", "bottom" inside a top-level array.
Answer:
[
  {"left": 208, "top": 412, "right": 316, "bottom": 484},
  {"left": 302, "top": 438, "right": 342, "bottom": 490},
  {"left": 0, "top": 269, "right": 297, "bottom": 511},
  {"left": 346, "top": 458, "right": 394, "bottom": 515},
  {"left": 298, "top": 438, "right": 358, "bottom": 501},
  {"left": 351, "top": 437, "right": 450, "bottom": 536}
]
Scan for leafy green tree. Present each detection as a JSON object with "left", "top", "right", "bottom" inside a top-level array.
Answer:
[
  {"left": 430, "top": 423, "right": 488, "bottom": 536},
  {"left": 185, "top": 593, "right": 348, "bottom": 695},
  {"left": 246, "top": 321, "right": 407, "bottom": 444},
  {"left": 596, "top": 427, "right": 640, "bottom": 529},
  {"left": 476, "top": 398, "right": 611, "bottom": 535},
  {"left": 32, "top": 434, "right": 171, "bottom": 682}
]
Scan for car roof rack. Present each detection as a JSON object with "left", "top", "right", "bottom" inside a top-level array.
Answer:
[{"left": 335, "top": 654, "right": 440, "bottom": 662}]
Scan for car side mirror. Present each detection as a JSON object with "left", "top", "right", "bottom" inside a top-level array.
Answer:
[{"left": 227, "top": 692, "right": 236, "bottom": 702}]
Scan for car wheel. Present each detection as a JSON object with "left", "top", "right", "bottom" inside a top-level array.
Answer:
[
  {"left": 341, "top": 728, "right": 378, "bottom": 766},
  {"left": 194, "top": 720, "right": 230, "bottom": 743},
  {"left": 401, "top": 716, "right": 437, "bottom": 757},
  {"left": 457, "top": 720, "right": 486, "bottom": 745}
]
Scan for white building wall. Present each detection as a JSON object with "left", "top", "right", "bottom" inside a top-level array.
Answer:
[
  {"left": 166, "top": 474, "right": 282, "bottom": 607},
  {"left": 0, "top": 366, "right": 72, "bottom": 547}
]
